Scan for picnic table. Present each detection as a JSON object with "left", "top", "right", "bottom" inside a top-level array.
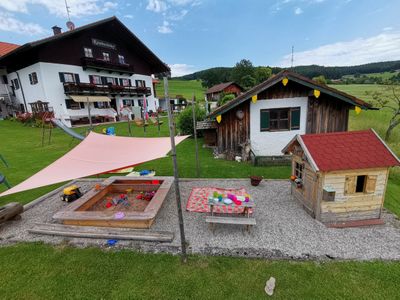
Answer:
[{"left": 206, "top": 197, "right": 256, "bottom": 232}]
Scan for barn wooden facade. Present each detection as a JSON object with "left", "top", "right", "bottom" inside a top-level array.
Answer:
[
  {"left": 282, "top": 129, "right": 400, "bottom": 227},
  {"left": 207, "top": 70, "right": 371, "bottom": 157}
]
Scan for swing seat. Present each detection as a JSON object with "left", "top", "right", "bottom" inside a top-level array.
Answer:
[{"left": 0, "top": 173, "right": 11, "bottom": 189}]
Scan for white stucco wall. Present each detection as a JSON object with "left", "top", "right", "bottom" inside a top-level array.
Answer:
[
  {"left": 250, "top": 97, "right": 308, "bottom": 156},
  {"left": 8, "top": 62, "right": 157, "bottom": 127}
]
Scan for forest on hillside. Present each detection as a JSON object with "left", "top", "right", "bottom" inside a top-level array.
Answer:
[{"left": 177, "top": 60, "right": 400, "bottom": 88}]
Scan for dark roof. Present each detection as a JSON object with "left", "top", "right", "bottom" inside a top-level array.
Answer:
[
  {"left": 205, "top": 82, "right": 242, "bottom": 94},
  {"left": 209, "top": 70, "right": 372, "bottom": 118},
  {"left": 0, "top": 16, "right": 169, "bottom": 74},
  {"left": 0, "top": 42, "right": 19, "bottom": 56},
  {"left": 284, "top": 129, "right": 400, "bottom": 172}
]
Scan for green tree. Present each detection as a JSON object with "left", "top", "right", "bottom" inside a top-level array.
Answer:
[
  {"left": 255, "top": 66, "right": 272, "bottom": 84},
  {"left": 176, "top": 104, "right": 206, "bottom": 135},
  {"left": 240, "top": 75, "right": 257, "bottom": 90},
  {"left": 231, "top": 59, "right": 255, "bottom": 86},
  {"left": 312, "top": 75, "right": 327, "bottom": 85},
  {"left": 366, "top": 85, "right": 400, "bottom": 141}
]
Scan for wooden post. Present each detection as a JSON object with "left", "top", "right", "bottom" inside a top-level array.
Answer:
[
  {"left": 87, "top": 98, "right": 92, "bottom": 131},
  {"left": 0, "top": 202, "right": 23, "bottom": 224},
  {"left": 191, "top": 93, "right": 200, "bottom": 177},
  {"left": 127, "top": 105, "right": 132, "bottom": 137},
  {"left": 163, "top": 77, "right": 187, "bottom": 263}
]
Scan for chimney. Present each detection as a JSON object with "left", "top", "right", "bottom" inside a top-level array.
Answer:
[{"left": 52, "top": 26, "right": 62, "bottom": 35}]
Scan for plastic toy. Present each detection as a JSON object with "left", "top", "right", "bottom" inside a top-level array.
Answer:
[
  {"left": 105, "top": 202, "right": 112, "bottom": 208},
  {"left": 61, "top": 185, "right": 82, "bottom": 202},
  {"left": 107, "top": 239, "right": 118, "bottom": 246}
]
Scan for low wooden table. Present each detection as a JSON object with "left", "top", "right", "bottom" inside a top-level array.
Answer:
[{"left": 206, "top": 198, "right": 256, "bottom": 232}]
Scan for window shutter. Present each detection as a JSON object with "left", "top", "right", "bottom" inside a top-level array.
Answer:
[
  {"left": 94, "top": 102, "right": 99, "bottom": 108},
  {"left": 365, "top": 175, "right": 377, "bottom": 193},
  {"left": 65, "top": 99, "right": 71, "bottom": 109},
  {"left": 260, "top": 110, "right": 270, "bottom": 131},
  {"left": 80, "top": 102, "right": 85, "bottom": 109},
  {"left": 344, "top": 176, "right": 356, "bottom": 194},
  {"left": 290, "top": 107, "right": 301, "bottom": 130},
  {"left": 119, "top": 78, "right": 123, "bottom": 86},
  {"left": 89, "top": 75, "right": 94, "bottom": 84},
  {"left": 59, "top": 72, "right": 65, "bottom": 83},
  {"left": 101, "top": 77, "right": 107, "bottom": 85},
  {"left": 142, "top": 80, "right": 146, "bottom": 87},
  {"left": 128, "top": 79, "right": 132, "bottom": 87},
  {"left": 74, "top": 74, "right": 80, "bottom": 84},
  {"left": 29, "top": 74, "right": 33, "bottom": 85}
]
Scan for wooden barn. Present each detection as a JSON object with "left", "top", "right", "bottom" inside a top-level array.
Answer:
[
  {"left": 206, "top": 70, "right": 372, "bottom": 159},
  {"left": 205, "top": 82, "right": 243, "bottom": 102},
  {"left": 282, "top": 129, "right": 400, "bottom": 227}
]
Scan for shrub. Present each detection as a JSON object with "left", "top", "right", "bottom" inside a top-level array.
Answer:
[
  {"left": 176, "top": 104, "right": 206, "bottom": 135},
  {"left": 218, "top": 93, "right": 235, "bottom": 107}
]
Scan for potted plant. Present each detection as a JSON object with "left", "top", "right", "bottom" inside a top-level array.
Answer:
[{"left": 250, "top": 175, "right": 263, "bottom": 186}]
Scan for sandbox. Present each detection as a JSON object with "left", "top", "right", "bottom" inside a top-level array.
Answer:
[{"left": 53, "top": 176, "right": 173, "bottom": 228}]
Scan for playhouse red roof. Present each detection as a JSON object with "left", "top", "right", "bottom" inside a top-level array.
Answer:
[{"left": 299, "top": 130, "right": 400, "bottom": 172}]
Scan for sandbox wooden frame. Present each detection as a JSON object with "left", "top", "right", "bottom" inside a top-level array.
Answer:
[{"left": 53, "top": 176, "right": 174, "bottom": 229}]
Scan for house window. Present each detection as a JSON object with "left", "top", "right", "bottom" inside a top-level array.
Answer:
[
  {"left": 104, "top": 77, "right": 116, "bottom": 85},
  {"left": 12, "top": 78, "right": 20, "bottom": 90},
  {"left": 84, "top": 47, "right": 93, "bottom": 58},
  {"left": 295, "top": 162, "right": 304, "bottom": 179},
  {"left": 29, "top": 72, "right": 38, "bottom": 85},
  {"left": 345, "top": 175, "right": 377, "bottom": 194},
  {"left": 65, "top": 99, "right": 84, "bottom": 110},
  {"left": 135, "top": 80, "right": 146, "bottom": 87},
  {"left": 138, "top": 99, "right": 148, "bottom": 107},
  {"left": 120, "top": 78, "right": 130, "bottom": 86},
  {"left": 118, "top": 55, "right": 125, "bottom": 64},
  {"left": 103, "top": 52, "right": 110, "bottom": 61},
  {"left": 94, "top": 102, "right": 110, "bottom": 109},
  {"left": 89, "top": 75, "right": 102, "bottom": 85},
  {"left": 260, "top": 107, "right": 301, "bottom": 132},
  {"left": 122, "top": 99, "right": 134, "bottom": 106}
]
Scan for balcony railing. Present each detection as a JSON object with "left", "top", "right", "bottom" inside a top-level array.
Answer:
[
  {"left": 81, "top": 57, "right": 135, "bottom": 74},
  {"left": 63, "top": 82, "right": 151, "bottom": 96}
]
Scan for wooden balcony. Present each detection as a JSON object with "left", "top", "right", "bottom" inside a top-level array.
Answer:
[
  {"left": 81, "top": 57, "right": 135, "bottom": 75},
  {"left": 63, "top": 83, "right": 151, "bottom": 97}
]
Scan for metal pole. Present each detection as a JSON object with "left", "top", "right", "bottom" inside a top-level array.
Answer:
[
  {"left": 163, "top": 76, "right": 187, "bottom": 263},
  {"left": 127, "top": 106, "right": 132, "bottom": 137},
  {"left": 191, "top": 93, "right": 200, "bottom": 177},
  {"left": 87, "top": 98, "right": 92, "bottom": 131}
]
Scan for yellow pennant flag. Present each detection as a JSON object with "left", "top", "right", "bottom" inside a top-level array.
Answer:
[
  {"left": 282, "top": 77, "right": 289, "bottom": 86},
  {"left": 216, "top": 115, "right": 222, "bottom": 123},
  {"left": 355, "top": 106, "right": 362, "bottom": 115},
  {"left": 251, "top": 95, "right": 258, "bottom": 103},
  {"left": 313, "top": 89, "right": 321, "bottom": 98}
]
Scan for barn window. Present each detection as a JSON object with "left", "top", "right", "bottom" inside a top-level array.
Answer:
[
  {"left": 84, "top": 47, "right": 93, "bottom": 58},
  {"left": 29, "top": 72, "right": 38, "bottom": 85},
  {"left": 260, "top": 107, "right": 301, "bottom": 132},
  {"left": 65, "top": 99, "right": 84, "bottom": 110},
  {"left": 295, "top": 162, "right": 304, "bottom": 179},
  {"left": 345, "top": 175, "right": 377, "bottom": 194},
  {"left": 102, "top": 52, "right": 110, "bottom": 61}
]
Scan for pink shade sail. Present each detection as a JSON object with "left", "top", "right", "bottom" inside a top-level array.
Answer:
[{"left": 0, "top": 132, "right": 188, "bottom": 197}]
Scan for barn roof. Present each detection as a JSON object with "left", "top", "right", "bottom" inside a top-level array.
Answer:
[
  {"left": 0, "top": 42, "right": 19, "bottom": 56},
  {"left": 0, "top": 16, "right": 169, "bottom": 74},
  {"left": 205, "top": 82, "right": 242, "bottom": 94},
  {"left": 208, "top": 70, "right": 372, "bottom": 118},
  {"left": 282, "top": 129, "right": 400, "bottom": 172}
]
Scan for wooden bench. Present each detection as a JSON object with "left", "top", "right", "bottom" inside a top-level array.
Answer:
[{"left": 206, "top": 216, "right": 256, "bottom": 232}]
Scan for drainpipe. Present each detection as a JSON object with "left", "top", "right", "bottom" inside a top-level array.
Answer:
[{"left": 16, "top": 71, "right": 28, "bottom": 112}]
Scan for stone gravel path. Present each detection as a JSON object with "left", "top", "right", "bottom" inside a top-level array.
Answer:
[{"left": 1, "top": 179, "right": 400, "bottom": 260}]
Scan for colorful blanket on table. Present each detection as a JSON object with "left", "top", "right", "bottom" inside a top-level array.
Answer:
[{"left": 186, "top": 187, "right": 251, "bottom": 214}]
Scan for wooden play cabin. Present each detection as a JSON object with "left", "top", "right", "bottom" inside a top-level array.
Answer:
[{"left": 282, "top": 129, "right": 400, "bottom": 227}]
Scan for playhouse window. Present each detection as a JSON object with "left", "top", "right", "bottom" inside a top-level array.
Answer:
[
  {"left": 345, "top": 175, "right": 377, "bottom": 194},
  {"left": 295, "top": 162, "right": 304, "bottom": 179},
  {"left": 355, "top": 175, "right": 366, "bottom": 193}
]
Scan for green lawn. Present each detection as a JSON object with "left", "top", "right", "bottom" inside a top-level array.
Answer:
[
  {"left": 155, "top": 79, "right": 206, "bottom": 101},
  {"left": 0, "top": 243, "right": 399, "bottom": 300}
]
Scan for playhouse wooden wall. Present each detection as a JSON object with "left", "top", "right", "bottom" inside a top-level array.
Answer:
[{"left": 319, "top": 168, "right": 388, "bottom": 223}]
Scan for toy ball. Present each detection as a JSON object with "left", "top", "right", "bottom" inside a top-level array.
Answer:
[
  {"left": 136, "top": 194, "right": 143, "bottom": 200},
  {"left": 245, "top": 197, "right": 250, "bottom": 202},
  {"left": 106, "top": 202, "right": 112, "bottom": 208},
  {"left": 213, "top": 191, "right": 218, "bottom": 198},
  {"left": 290, "top": 175, "right": 297, "bottom": 181},
  {"left": 119, "top": 194, "right": 126, "bottom": 199},
  {"left": 218, "top": 195, "right": 223, "bottom": 201}
]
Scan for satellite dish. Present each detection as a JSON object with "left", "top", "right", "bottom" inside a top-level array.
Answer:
[{"left": 66, "top": 21, "right": 75, "bottom": 31}]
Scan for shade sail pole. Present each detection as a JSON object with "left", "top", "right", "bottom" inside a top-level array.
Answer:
[
  {"left": 87, "top": 98, "right": 92, "bottom": 131},
  {"left": 191, "top": 93, "right": 200, "bottom": 177},
  {"left": 163, "top": 76, "right": 187, "bottom": 263}
]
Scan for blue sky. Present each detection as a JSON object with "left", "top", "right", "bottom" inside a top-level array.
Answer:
[{"left": 0, "top": 0, "right": 399, "bottom": 76}]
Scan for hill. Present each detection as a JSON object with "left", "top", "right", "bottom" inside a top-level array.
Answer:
[
  {"left": 176, "top": 60, "right": 400, "bottom": 85},
  {"left": 155, "top": 79, "right": 206, "bottom": 101}
]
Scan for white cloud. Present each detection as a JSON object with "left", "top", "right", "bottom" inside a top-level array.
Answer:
[
  {"left": 0, "top": 0, "right": 118, "bottom": 18},
  {"left": 280, "top": 31, "right": 400, "bottom": 66},
  {"left": 294, "top": 7, "right": 303, "bottom": 14},
  {"left": 146, "top": 0, "right": 167, "bottom": 13},
  {"left": 158, "top": 20, "right": 172, "bottom": 33},
  {"left": 168, "top": 9, "right": 188, "bottom": 20},
  {"left": 124, "top": 14, "right": 134, "bottom": 19},
  {"left": 169, "top": 63, "right": 197, "bottom": 77},
  {"left": 0, "top": 12, "right": 47, "bottom": 36},
  {"left": 383, "top": 26, "right": 393, "bottom": 31}
]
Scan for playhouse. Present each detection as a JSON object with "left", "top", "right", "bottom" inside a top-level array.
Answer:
[{"left": 282, "top": 129, "right": 400, "bottom": 227}]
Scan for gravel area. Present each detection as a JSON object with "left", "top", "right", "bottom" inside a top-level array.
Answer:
[{"left": 1, "top": 178, "right": 400, "bottom": 260}]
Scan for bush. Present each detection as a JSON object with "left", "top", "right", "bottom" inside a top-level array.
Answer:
[
  {"left": 218, "top": 93, "right": 235, "bottom": 107},
  {"left": 176, "top": 104, "right": 206, "bottom": 135}
]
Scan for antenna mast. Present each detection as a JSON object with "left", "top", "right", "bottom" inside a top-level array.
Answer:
[
  {"left": 291, "top": 45, "right": 294, "bottom": 69},
  {"left": 65, "top": 0, "right": 71, "bottom": 22}
]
